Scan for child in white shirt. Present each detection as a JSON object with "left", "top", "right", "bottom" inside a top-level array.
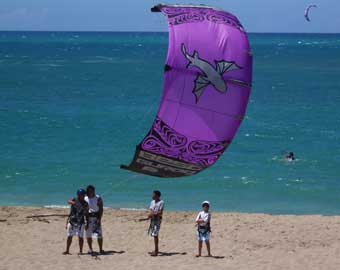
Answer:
[{"left": 195, "top": 201, "right": 211, "bottom": 257}]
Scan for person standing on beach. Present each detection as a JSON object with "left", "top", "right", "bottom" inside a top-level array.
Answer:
[
  {"left": 63, "top": 188, "right": 89, "bottom": 255},
  {"left": 195, "top": 201, "right": 212, "bottom": 257},
  {"left": 140, "top": 190, "right": 164, "bottom": 256},
  {"left": 85, "top": 185, "right": 104, "bottom": 254}
]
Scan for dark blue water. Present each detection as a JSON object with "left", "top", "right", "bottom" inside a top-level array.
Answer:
[{"left": 1, "top": 32, "right": 340, "bottom": 214}]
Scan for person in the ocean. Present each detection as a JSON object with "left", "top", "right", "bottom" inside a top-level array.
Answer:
[
  {"left": 63, "top": 188, "right": 89, "bottom": 255},
  {"left": 85, "top": 185, "right": 104, "bottom": 254},
  {"left": 195, "top": 201, "right": 212, "bottom": 257},
  {"left": 140, "top": 190, "right": 164, "bottom": 256},
  {"left": 286, "top": 152, "right": 295, "bottom": 161}
]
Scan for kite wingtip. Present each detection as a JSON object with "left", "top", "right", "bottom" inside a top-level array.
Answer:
[{"left": 151, "top": 4, "right": 163, "bottom": 12}]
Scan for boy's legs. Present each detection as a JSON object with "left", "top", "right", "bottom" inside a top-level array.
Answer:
[
  {"left": 151, "top": 236, "right": 159, "bottom": 256},
  {"left": 98, "top": 237, "right": 104, "bottom": 253},
  {"left": 94, "top": 221, "right": 104, "bottom": 253},
  {"left": 87, "top": 237, "right": 93, "bottom": 253},
  {"left": 63, "top": 236, "right": 72, "bottom": 254},
  {"left": 78, "top": 237, "right": 84, "bottom": 254},
  {"left": 196, "top": 240, "right": 203, "bottom": 257},
  {"left": 206, "top": 241, "right": 211, "bottom": 256}
]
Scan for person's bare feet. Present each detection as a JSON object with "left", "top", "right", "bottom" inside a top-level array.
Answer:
[
  {"left": 150, "top": 251, "right": 158, "bottom": 256},
  {"left": 195, "top": 254, "right": 201, "bottom": 257},
  {"left": 99, "top": 250, "right": 105, "bottom": 254},
  {"left": 62, "top": 251, "right": 70, "bottom": 255},
  {"left": 207, "top": 254, "right": 212, "bottom": 257}
]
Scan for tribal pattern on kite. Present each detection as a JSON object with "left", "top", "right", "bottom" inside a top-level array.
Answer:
[
  {"left": 142, "top": 117, "right": 229, "bottom": 167},
  {"left": 160, "top": 6, "right": 244, "bottom": 31}
]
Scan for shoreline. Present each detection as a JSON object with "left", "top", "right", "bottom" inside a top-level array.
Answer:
[
  {"left": 1, "top": 205, "right": 339, "bottom": 217},
  {"left": 2, "top": 206, "right": 340, "bottom": 270}
]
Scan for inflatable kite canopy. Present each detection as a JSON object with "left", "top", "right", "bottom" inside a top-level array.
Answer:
[{"left": 121, "top": 4, "right": 253, "bottom": 178}]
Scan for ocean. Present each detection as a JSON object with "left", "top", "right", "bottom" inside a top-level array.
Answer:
[{"left": 0, "top": 32, "right": 339, "bottom": 214}]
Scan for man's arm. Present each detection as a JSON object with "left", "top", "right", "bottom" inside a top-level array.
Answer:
[
  {"left": 196, "top": 212, "right": 205, "bottom": 225},
  {"left": 156, "top": 201, "right": 164, "bottom": 217},
  {"left": 65, "top": 199, "right": 74, "bottom": 228},
  {"left": 147, "top": 209, "right": 155, "bottom": 218},
  {"left": 67, "top": 198, "right": 75, "bottom": 205},
  {"left": 196, "top": 213, "right": 204, "bottom": 224},
  {"left": 139, "top": 209, "right": 155, "bottom": 222},
  {"left": 97, "top": 197, "right": 104, "bottom": 223},
  {"left": 147, "top": 201, "right": 155, "bottom": 219},
  {"left": 196, "top": 213, "right": 209, "bottom": 225},
  {"left": 65, "top": 215, "right": 70, "bottom": 228},
  {"left": 139, "top": 205, "right": 154, "bottom": 221},
  {"left": 157, "top": 209, "right": 163, "bottom": 218},
  {"left": 85, "top": 205, "right": 89, "bottom": 230}
]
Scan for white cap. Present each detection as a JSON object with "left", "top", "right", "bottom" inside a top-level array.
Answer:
[{"left": 202, "top": 201, "right": 210, "bottom": 207}]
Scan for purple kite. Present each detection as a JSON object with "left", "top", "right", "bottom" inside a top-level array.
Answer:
[{"left": 121, "top": 4, "right": 253, "bottom": 177}]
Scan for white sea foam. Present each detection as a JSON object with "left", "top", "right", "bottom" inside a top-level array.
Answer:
[
  {"left": 119, "top": 207, "right": 147, "bottom": 211},
  {"left": 34, "top": 63, "right": 64, "bottom": 67},
  {"left": 44, "top": 205, "right": 69, "bottom": 209},
  {"left": 44, "top": 205, "right": 146, "bottom": 211}
]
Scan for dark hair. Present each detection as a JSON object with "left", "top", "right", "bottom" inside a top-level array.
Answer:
[
  {"left": 153, "top": 190, "right": 161, "bottom": 198},
  {"left": 86, "top": 185, "right": 95, "bottom": 192},
  {"left": 202, "top": 203, "right": 210, "bottom": 208}
]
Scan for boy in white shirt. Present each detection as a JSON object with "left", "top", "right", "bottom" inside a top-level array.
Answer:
[{"left": 195, "top": 201, "right": 212, "bottom": 257}]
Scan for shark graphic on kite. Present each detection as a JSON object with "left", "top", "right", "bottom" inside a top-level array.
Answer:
[{"left": 181, "top": 44, "right": 241, "bottom": 103}]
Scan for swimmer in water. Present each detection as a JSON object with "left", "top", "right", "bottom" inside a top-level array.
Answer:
[{"left": 285, "top": 152, "right": 295, "bottom": 161}]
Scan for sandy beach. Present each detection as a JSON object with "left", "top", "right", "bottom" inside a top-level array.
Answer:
[{"left": 0, "top": 207, "right": 340, "bottom": 270}]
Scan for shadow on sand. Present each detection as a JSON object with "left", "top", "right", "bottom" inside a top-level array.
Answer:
[
  {"left": 88, "top": 250, "right": 125, "bottom": 259},
  {"left": 210, "top": 255, "right": 225, "bottom": 259},
  {"left": 149, "top": 251, "right": 187, "bottom": 257}
]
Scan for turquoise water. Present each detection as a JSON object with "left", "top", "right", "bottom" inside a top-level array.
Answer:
[{"left": 1, "top": 32, "right": 340, "bottom": 214}]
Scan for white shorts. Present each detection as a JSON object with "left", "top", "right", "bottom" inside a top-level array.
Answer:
[
  {"left": 67, "top": 223, "right": 85, "bottom": 238},
  {"left": 148, "top": 223, "right": 161, "bottom": 237},
  {"left": 197, "top": 230, "right": 210, "bottom": 242},
  {"left": 86, "top": 217, "right": 102, "bottom": 238}
]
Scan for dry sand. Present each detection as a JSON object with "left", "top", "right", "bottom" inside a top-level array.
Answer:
[{"left": 1, "top": 207, "right": 340, "bottom": 270}]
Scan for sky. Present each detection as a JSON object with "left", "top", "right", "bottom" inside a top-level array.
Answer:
[{"left": 0, "top": 0, "right": 339, "bottom": 33}]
